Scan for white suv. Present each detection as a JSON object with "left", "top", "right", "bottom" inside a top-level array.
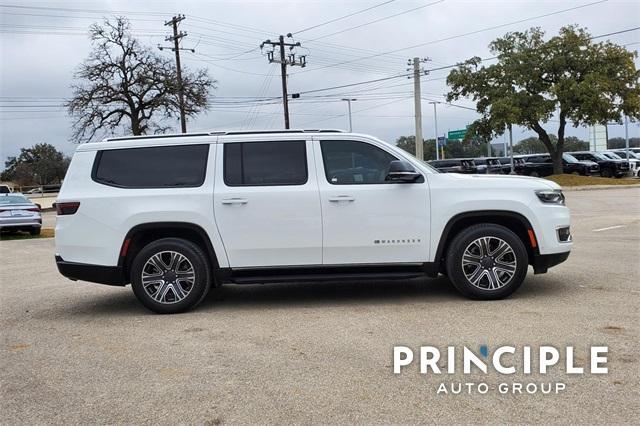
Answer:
[{"left": 55, "top": 130, "right": 572, "bottom": 313}]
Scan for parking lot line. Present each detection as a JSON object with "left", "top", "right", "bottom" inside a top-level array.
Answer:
[{"left": 592, "top": 225, "right": 625, "bottom": 232}]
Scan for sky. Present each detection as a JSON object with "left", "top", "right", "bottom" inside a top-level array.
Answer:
[{"left": 1, "top": 0, "right": 639, "bottom": 165}]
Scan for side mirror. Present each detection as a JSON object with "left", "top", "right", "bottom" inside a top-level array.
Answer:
[{"left": 386, "top": 160, "right": 421, "bottom": 182}]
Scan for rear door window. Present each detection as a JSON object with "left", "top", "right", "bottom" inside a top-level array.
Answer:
[
  {"left": 92, "top": 144, "right": 209, "bottom": 188},
  {"left": 223, "top": 141, "right": 307, "bottom": 186}
]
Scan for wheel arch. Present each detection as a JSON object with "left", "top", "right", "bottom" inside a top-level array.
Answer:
[
  {"left": 119, "top": 222, "right": 221, "bottom": 284},
  {"left": 434, "top": 210, "right": 539, "bottom": 273}
]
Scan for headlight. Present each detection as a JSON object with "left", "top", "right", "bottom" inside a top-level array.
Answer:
[{"left": 535, "top": 189, "right": 565, "bottom": 205}]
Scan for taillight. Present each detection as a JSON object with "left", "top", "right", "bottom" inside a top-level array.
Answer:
[{"left": 56, "top": 202, "right": 80, "bottom": 215}]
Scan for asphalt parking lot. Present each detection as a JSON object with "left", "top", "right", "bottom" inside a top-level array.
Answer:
[{"left": 1, "top": 187, "right": 639, "bottom": 424}]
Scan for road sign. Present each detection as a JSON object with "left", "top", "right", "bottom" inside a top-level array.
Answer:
[
  {"left": 437, "top": 136, "right": 447, "bottom": 146},
  {"left": 590, "top": 125, "right": 607, "bottom": 151},
  {"left": 447, "top": 129, "right": 466, "bottom": 140}
]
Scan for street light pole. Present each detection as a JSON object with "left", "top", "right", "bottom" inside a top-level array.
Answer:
[
  {"left": 508, "top": 124, "right": 515, "bottom": 174},
  {"left": 625, "top": 115, "right": 630, "bottom": 161},
  {"left": 341, "top": 98, "right": 356, "bottom": 132},
  {"left": 429, "top": 101, "right": 440, "bottom": 161}
]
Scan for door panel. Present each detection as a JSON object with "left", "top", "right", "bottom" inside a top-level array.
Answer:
[
  {"left": 214, "top": 139, "right": 322, "bottom": 267},
  {"left": 314, "top": 138, "right": 430, "bottom": 265}
]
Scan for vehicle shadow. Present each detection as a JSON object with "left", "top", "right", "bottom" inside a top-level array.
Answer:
[{"left": 59, "top": 274, "right": 563, "bottom": 317}]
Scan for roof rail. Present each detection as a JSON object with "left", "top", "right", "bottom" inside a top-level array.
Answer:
[
  {"left": 209, "top": 129, "right": 344, "bottom": 136},
  {"left": 103, "top": 133, "right": 210, "bottom": 142},
  {"left": 102, "top": 129, "right": 344, "bottom": 142}
]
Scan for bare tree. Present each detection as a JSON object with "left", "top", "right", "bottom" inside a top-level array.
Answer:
[{"left": 66, "top": 17, "right": 215, "bottom": 143}]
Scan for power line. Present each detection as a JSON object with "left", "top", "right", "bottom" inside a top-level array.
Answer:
[
  {"left": 294, "top": 0, "right": 608, "bottom": 73},
  {"left": 590, "top": 26, "right": 640, "bottom": 39},
  {"left": 293, "top": 0, "right": 396, "bottom": 35},
  {"left": 306, "top": 0, "right": 445, "bottom": 41}
]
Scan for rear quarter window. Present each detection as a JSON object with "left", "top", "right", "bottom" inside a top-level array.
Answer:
[{"left": 92, "top": 144, "right": 209, "bottom": 188}]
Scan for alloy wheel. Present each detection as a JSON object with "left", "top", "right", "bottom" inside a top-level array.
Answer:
[
  {"left": 461, "top": 237, "right": 517, "bottom": 290},
  {"left": 141, "top": 251, "right": 195, "bottom": 304}
]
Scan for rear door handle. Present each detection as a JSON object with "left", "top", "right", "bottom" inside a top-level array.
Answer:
[
  {"left": 328, "top": 195, "right": 355, "bottom": 202},
  {"left": 221, "top": 198, "right": 248, "bottom": 205}
]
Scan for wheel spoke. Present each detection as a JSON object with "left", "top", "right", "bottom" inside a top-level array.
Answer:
[
  {"left": 485, "top": 268, "right": 499, "bottom": 289},
  {"left": 467, "top": 265, "right": 485, "bottom": 285},
  {"left": 478, "top": 238, "right": 490, "bottom": 256},
  {"left": 463, "top": 253, "right": 482, "bottom": 266},
  {"left": 495, "top": 261, "right": 516, "bottom": 274},
  {"left": 150, "top": 254, "right": 168, "bottom": 272},
  {"left": 491, "top": 240, "right": 510, "bottom": 258},
  {"left": 142, "top": 274, "right": 163, "bottom": 288},
  {"left": 166, "top": 252, "right": 180, "bottom": 270},
  {"left": 153, "top": 282, "right": 170, "bottom": 302},
  {"left": 171, "top": 283, "right": 187, "bottom": 301}
]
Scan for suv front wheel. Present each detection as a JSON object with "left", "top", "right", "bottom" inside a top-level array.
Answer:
[
  {"left": 445, "top": 224, "right": 528, "bottom": 299},
  {"left": 130, "top": 238, "right": 211, "bottom": 314}
]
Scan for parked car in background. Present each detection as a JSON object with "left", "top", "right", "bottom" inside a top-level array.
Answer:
[
  {"left": 517, "top": 153, "right": 599, "bottom": 177},
  {"left": 0, "top": 185, "right": 13, "bottom": 194},
  {"left": 567, "top": 151, "right": 630, "bottom": 178},
  {"left": 473, "top": 157, "right": 504, "bottom": 174},
  {"left": 428, "top": 158, "right": 478, "bottom": 174},
  {"left": 0, "top": 193, "right": 42, "bottom": 235},
  {"left": 497, "top": 157, "right": 526, "bottom": 174},
  {"left": 603, "top": 151, "right": 639, "bottom": 177},
  {"left": 562, "top": 153, "right": 601, "bottom": 176}
]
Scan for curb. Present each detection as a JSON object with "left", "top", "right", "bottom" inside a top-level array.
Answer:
[{"left": 563, "top": 184, "right": 640, "bottom": 191}]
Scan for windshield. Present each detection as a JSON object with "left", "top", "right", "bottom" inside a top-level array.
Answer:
[
  {"left": 593, "top": 153, "right": 609, "bottom": 161},
  {"left": 563, "top": 154, "right": 579, "bottom": 163},
  {"left": 616, "top": 151, "right": 639, "bottom": 159},
  {"left": 417, "top": 159, "right": 441, "bottom": 173},
  {"left": 0, "top": 195, "right": 30, "bottom": 205},
  {"left": 604, "top": 152, "right": 622, "bottom": 159}
]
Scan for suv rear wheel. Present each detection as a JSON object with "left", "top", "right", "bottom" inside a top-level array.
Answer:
[
  {"left": 130, "top": 238, "right": 211, "bottom": 314},
  {"left": 445, "top": 224, "right": 528, "bottom": 299}
]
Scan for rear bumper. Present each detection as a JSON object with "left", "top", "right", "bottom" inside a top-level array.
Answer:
[
  {"left": 55, "top": 255, "right": 127, "bottom": 286},
  {"left": 532, "top": 251, "right": 570, "bottom": 274}
]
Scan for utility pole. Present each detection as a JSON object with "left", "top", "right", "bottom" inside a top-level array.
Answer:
[
  {"left": 429, "top": 101, "right": 440, "bottom": 160},
  {"left": 624, "top": 115, "right": 630, "bottom": 160},
  {"left": 159, "top": 15, "right": 194, "bottom": 133},
  {"left": 508, "top": 124, "right": 515, "bottom": 174},
  {"left": 261, "top": 35, "right": 306, "bottom": 129},
  {"left": 342, "top": 98, "right": 356, "bottom": 132},
  {"left": 408, "top": 57, "right": 429, "bottom": 160}
]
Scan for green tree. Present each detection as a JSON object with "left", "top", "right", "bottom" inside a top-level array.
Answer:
[
  {"left": 564, "top": 136, "right": 589, "bottom": 151},
  {"left": 66, "top": 17, "right": 215, "bottom": 143},
  {"left": 513, "top": 136, "right": 547, "bottom": 154},
  {"left": 395, "top": 136, "right": 438, "bottom": 160},
  {"left": 395, "top": 136, "right": 486, "bottom": 160},
  {"left": 1, "top": 143, "right": 70, "bottom": 186},
  {"left": 447, "top": 26, "right": 640, "bottom": 174}
]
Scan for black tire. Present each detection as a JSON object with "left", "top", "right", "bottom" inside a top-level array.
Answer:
[
  {"left": 601, "top": 168, "right": 612, "bottom": 178},
  {"left": 29, "top": 227, "right": 41, "bottom": 236},
  {"left": 130, "top": 238, "right": 211, "bottom": 314},
  {"left": 445, "top": 224, "right": 529, "bottom": 300},
  {"left": 529, "top": 171, "right": 540, "bottom": 178}
]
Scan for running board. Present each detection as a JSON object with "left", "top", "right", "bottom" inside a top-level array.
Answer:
[
  {"left": 220, "top": 263, "right": 439, "bottom": 284},
  {"left": 231, "top": 271, "right": 426, "bottom": 284}
]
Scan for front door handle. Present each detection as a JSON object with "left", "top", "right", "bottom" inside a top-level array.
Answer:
[
  {"left": 221, "top": 198, "right": 249, "bottom": 205},
  {"left": 328, "top": 195, "right": 355, "bottom": 202}
]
